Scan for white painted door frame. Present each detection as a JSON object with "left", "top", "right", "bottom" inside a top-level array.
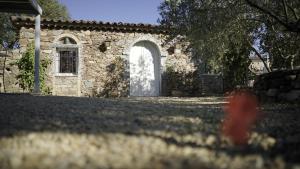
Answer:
[{"left": 129, "top": 41, "right": 161, "bottom": 96}]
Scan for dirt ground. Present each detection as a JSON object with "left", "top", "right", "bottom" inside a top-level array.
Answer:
[{"left": 0, "top": 94, "right": 299, "bottom": 169}]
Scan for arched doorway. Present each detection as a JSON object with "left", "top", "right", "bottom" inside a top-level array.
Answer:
[{"left": 130, "top": 41, "right": 160, "bottom": 96}]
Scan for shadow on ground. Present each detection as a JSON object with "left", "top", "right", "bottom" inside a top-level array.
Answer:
[
  {"left": 0, "top": 94, "right": 299, "bottom": 169},
  {"left": 0, "top": 94, "right": 226, "bottom": 135}
]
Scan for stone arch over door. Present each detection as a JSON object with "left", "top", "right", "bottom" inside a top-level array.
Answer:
[{"left": 129, "top": 41, "right": 161, "bottom": 96}]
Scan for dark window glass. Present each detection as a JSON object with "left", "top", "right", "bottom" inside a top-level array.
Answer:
[{"left": 59, "top": 50, "right": 77, "bottom": 73}]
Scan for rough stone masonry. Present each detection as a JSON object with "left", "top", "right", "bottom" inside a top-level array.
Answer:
[{"left": 0, "top": 16, "right": 196, "bottom": 97}]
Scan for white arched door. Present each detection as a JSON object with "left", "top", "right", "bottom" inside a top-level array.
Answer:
[{"left": 130, "top": 41, "right": 160, "bottom": 96}]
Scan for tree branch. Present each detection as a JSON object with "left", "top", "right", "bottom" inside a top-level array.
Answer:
[
  {"left": 247, "top": 40, "right": 271, "bottom": 72},
  {"left": 287, "top": 4, "right": 299, "bottom": 20},
  {"left": 282, "top": 0, "right": 288, "bottom": 23},
  {"left": 245, "top": 0, "right": 299, "bottom": 32}
]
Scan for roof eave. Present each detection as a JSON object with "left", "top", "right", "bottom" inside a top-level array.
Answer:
[
  {"left": 11, "top": 16, "right": 171, "bottom": 34},
  {"left": 0, "top": 0, "right": 42, "bottom": 15}
]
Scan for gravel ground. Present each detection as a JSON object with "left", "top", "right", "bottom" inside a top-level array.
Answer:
[{"left": 0, "top": 94, "right": 299, "bottom": 169}]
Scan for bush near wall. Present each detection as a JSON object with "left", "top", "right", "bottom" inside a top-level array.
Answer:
[
  {"left": 254, "top": 69, "right": 300, "bottom": 103},
  {"left": 15, "top": 43, "right": 51, "bottom": 94},
  {"left": 198, "top": 74, "right": 223, "bottom": 96},
  {"left": 165, "top": 66, "right": 200, "bottom": 97},
  {"left": 165, "top": 69, "right": 225, "bottom": 97}
]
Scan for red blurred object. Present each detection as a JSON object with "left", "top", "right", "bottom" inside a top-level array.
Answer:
[{"left": 222, "top": 90, "right": 260, "bottom": 145}]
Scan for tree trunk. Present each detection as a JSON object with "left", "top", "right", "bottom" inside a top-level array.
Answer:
[{"left": 2, "top": 50, "right": 7, "bottom": 93}]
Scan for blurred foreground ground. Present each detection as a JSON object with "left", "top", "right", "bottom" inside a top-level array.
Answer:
[{"left": 0, "top": 94, "right": 299, "bottom": 169}]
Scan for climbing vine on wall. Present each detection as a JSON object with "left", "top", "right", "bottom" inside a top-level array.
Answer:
[{"left": 16, "top": 43, "right": 51, "bottom": 93}]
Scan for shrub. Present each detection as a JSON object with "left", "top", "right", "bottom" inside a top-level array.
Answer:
[
  {"left": 16, "top": 43, "right": 51, "bottom": 94},
  {"left": 165, "top": 65, "right": 199, "bottom": 96},
  {"left": 219, "top": 43, "right": 254, "bottom": 91}
]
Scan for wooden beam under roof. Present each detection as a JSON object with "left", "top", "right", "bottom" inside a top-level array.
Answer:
[{"left": 0, "top": 0, "right": 42, "bottom": 15}]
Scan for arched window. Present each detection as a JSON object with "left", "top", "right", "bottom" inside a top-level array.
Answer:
[
  {"left": 56, "top": 37, "right": 78, "bottom": 75},
  {"left": 58, "top": 37, "right": 77, "bottom": 45}
]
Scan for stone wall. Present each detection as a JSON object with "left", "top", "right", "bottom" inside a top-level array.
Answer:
[
  {"left": 254, "top": 69, "right": 300, "bottom": 102},
  {"left": 54, "top": 76, "right": 79, "bottom": 96},
  {"left": 0, "top": 26, "right": 195, "bottom": 97},
  {"left": 0, "top": 49, "right": 24, "bottom": 93}
]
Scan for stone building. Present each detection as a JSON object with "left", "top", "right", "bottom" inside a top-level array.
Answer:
[
  {"left": 0, "top": 16, "right": 196, "bottom": 97},
  {"left": 249, "top": 56, "right": 270, "bottom": 75}
]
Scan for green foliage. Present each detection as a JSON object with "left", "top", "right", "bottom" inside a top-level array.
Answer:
[
  {"left": 160, "top": 0, "right": 257, "bottom": 91},
  {"left": 159, "top": 0, "right": 256, "bottom": 73},
  {"left": 219, "top": 42, "right": 253, "bottom": 90},
  {"left": 159, "top": 0, "right": 300, "bottom": 75},
  {"left": 37, "top": 0, "right": 70, "bottom": 20},
  {"left": 16, "top": 43, "right": 51, "bottom": 93},
  {"left": 165, "top": 66, "right": 199, "bottom": 96},
  {"left": 244, "top": 0, "right": 300, "bottom": 33},
  {"left": 259, "top": 27, "right": 300, "bottom": 70}
]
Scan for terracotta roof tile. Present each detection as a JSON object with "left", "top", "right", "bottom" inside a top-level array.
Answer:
[{"left": 11, "top": 16, "right": 169, "bottom": 34}]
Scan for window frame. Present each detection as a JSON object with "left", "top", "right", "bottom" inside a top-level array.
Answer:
[{"left": 55, "top": 46, "right": 79, "bottom": 76}]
